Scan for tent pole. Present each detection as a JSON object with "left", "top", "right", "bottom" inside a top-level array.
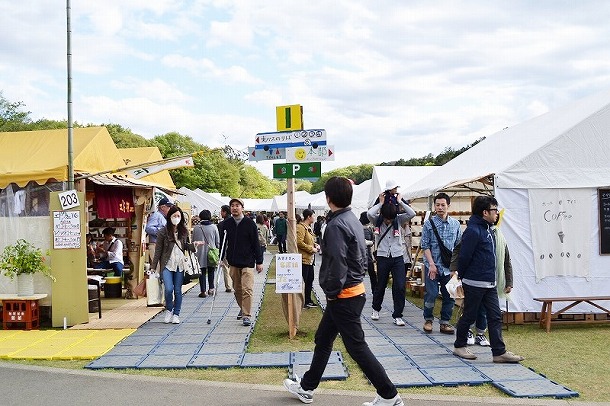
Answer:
[{"left": 66, "top": 0, "right": 74, "bottom": 190}]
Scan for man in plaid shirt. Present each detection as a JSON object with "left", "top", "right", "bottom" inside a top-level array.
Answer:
[{"left": 420, "top": 192, "right": 462, "bottom": 334}]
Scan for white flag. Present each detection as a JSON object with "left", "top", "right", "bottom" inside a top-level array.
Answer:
[{"left": 127, "top": 157, "right": 195, "bottom": 179}]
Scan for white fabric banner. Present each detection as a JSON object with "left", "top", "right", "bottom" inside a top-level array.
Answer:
[
  {"left": 528, "top": 189, "right": 591, "bottom": 281},
  {"left": 128, "top": 157, "right": 194, "bottom": 179}
]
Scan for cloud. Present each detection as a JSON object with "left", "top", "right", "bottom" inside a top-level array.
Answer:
[{"left": 4, "top": 0, "right": 610, "bottom": 179}]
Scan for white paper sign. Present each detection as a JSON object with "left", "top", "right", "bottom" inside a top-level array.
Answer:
[
  {"left": 58, "top": 190, "right": 80, "bottom": 210},
  {"left": 53, "top": 210, "right": 81, "bottom": 249},
  {"left": 275, "top": 253, "right": 303, "bottom": 293},
  {"left": 528, "top": 188, "right": 590, "bottom": 281}
]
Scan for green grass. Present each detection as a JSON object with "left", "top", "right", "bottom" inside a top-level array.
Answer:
[{"left": 5, "top": 248, "right": 610, "bottom": 402}]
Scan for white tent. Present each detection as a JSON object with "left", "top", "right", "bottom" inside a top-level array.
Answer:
[
  {"left": 369, "top": 166, "right": 440, "bottom": 212},
  {"left": 271, "top": 190, "right": 313, "bottom": 212},
  {"left": 401, "top": 89, "right": 610, "bottom": 313},
  {"left": 241, "top": 198, "right": 274, "bottom": 212},
  {"left": 178, "top": 188, "right": 225, "bottom": 217}
]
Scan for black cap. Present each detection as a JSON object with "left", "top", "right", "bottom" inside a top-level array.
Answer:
[{"left": 158, "top": 197, "right": 173, "bottom": 207}]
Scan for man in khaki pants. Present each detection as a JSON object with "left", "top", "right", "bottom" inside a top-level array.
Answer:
[{"left": 223, "top": 198, "right": 263, "bottom": 327}]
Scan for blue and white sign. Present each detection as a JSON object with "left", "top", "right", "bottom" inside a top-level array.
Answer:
[{"left": 255, "top": 129, "right": 327, "bottom": 150}]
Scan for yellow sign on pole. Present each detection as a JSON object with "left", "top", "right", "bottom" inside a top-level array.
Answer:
[{"left": 276, "top": 104, "right": 303, "bottom": 131}]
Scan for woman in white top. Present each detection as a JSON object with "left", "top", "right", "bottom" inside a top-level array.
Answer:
[{"left": 151, "top": 206, "right": 195, "bottom": 324}]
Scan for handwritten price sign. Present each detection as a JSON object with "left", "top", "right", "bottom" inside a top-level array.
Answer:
[{"left": 275, "top": 253, "right": 303, "bottom": 294}]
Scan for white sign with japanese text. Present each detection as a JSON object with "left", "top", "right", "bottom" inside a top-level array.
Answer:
[
  {"left": 53, "top": 210, "right": 81, "bottom": 249},
  {"left": 275, "top": 253, "right": 303, "bottom": 293}
]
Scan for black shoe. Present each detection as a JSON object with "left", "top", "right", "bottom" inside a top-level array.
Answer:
[
  {"left": 305, "top": 302, "right": 317, "bottom": 308},
  {"left": 236, "top": 310, "right": 243, "bottom": 320}
]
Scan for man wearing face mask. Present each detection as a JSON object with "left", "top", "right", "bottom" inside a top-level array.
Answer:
[{"left": 223, "top": 198, "right": 264, "bottom": 327}]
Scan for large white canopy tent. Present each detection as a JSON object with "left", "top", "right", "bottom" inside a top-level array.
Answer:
[
  {"left": 402, "top": 89, "right": 610, "bottom": 313},
  {"left": 369, "top": 166, "right": 439, "bottom": 211}
]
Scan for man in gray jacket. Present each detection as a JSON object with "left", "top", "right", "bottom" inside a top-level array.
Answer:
[{"left": 284, "top": 176, "right": 403, "bottom": 406}]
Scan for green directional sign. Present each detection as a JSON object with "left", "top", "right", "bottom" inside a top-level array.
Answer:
[{"left": 273, "top": 162, "right": 321, "bottom": 179}]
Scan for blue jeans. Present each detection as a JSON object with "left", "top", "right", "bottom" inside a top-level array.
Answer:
[
  {"left": 423, "top": 271, "right": 454, "bottom": 324},
  {"left": 162, "top": 268, "right": 184, "bottom": 315},
  {"left": 455, "top": 284, "right": 506, "bottom": 356},
  {"left": 95, "top": 260, "right": 124, "bottom": 277},
  {"left": 372, "top": 256, "right": 406, "bottom": 318},
  {"left": 301, "top": 294, "right": 397, "bottom": 399}
]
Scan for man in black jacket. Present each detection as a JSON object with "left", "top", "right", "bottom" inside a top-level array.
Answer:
[
  {"left": 283, "top": 177, "right": 403, "bottom": 406},
  {"left": 224, "top": 198, "right": 263, "bottom": 327}
]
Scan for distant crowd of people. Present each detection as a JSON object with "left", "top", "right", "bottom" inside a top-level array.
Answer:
[{"left": 142, "top": 176, "right": 523, "bottom": 405}]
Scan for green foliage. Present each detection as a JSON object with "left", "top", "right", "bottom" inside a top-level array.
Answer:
[
  {"left": 238, "top": 166, "right": 285, "bottom": 198},
  {"left": 99, "top": 123, "right": 149, "bottom": 148},
  {"left": 295, "top": 180, "right": 312, "bottom": 192},
  {"left": 0, "top": 239, "right": 55, "bottom": 281},
  {"left": 0, "top": 91, "right": 32, "bottom": 131},
  {"left": 383, "top": 138, "right": 484, "bottom": 166},
  {"left": 310, "top": 164, "right": 374, "bottom": 194}
]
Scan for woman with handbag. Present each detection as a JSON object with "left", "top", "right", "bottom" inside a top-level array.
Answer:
[
  {"left": 193, "top": 209, "right": 220, "bottom": 298},
  {"left": 151, "top": 205, "right": 195, "bottom": 324}
]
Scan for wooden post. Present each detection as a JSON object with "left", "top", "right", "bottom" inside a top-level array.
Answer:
[{"left": 286, "top": 178, "right": 299, "bottom": 338}]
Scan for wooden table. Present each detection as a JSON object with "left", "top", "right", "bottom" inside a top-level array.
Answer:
[
  {"left": 533, "top": 296, "right": 610, "bottom": 332},
  {"left": 0, "top": 294, "right": 47, "bottom": 330}
]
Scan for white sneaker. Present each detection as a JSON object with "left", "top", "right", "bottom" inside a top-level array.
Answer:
[
  {"left": 363, "top": 393, "right": 404, "bottom": 406},
  {"left": 393, "top": 317, "right": 405, "bottom": 326},
  {"left": 171, "top": 314, "right": 180, "bottom": 324},
  {"left": 466, "top": 330, "right": 475, "bottom": 345},
  {"left": 283, "top": 375, "right": 313, "bottom": 404},
  {"left": 163, "top": 310, "right": 172, "bottom": 324},
  {"left": 371, "top": 310, "right": 380, "bottom": 320},
  {"left": 475, "top": 333, "right": 490, "bottom": 346}
]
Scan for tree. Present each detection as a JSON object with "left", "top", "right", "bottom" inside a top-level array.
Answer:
[
  {"left": 0, "top": 92, "right": 31, "bottom": 131},
  {"left": 99, "top": 123, "right": 149, "bottom": 148},
  {"left": 238, "top": 165, "right": 285, "bottom": 198},
  {"left": 310, "top": 164, "right": 374, "bottom": 193},
  {"left": 295, "top": 180, "right": 312, "bottom": 192}
]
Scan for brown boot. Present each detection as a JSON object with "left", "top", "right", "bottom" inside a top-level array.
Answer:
[
  {"left": 440, "top": 324, "right": 455, "bottom": 334},
  {"left": 423, "top": 320, "right": 433, "bottom": 333}
]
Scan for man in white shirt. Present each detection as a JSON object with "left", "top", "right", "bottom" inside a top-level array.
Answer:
[{"left": 95, "top": 227, "right": 124, "bottom": 276}]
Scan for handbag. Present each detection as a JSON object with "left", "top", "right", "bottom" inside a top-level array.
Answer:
[
  {"left": 446, "top": 274, "right": 464, "bottom": 299},
  {"left": 429, "top": 218, "right": 453, "bottom": 268},
  {"left": 133, "top": 279, "right": 146, "bottom": 297},
  {"left": 201, "top": 228, "right": 220, "bottom": 266},
  {"left": 179, "top": 238, "right": 201, "bottom": 276}
]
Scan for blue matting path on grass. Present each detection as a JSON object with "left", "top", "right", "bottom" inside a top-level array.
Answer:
[{"left": 87, "top": 253, "right": 577, "bottom": 399}]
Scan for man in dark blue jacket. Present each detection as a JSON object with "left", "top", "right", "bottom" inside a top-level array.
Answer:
[
  {"left": 224, "top": 198, "right": 263, "bottom": 327},
  {"left": 283, "top": 177, "right": 403, "bottom": 406},
  {"left": 453, "top": 196, "right": 524, "bottom": 363}
]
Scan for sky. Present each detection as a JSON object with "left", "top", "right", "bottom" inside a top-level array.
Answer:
[{"left": 2, "top": 1, "right": 610, "bottom": 178}]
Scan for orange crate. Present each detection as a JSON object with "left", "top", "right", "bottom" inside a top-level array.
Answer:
[{"left": 2, "top": 299, "right": 40, "bottom": 330}]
